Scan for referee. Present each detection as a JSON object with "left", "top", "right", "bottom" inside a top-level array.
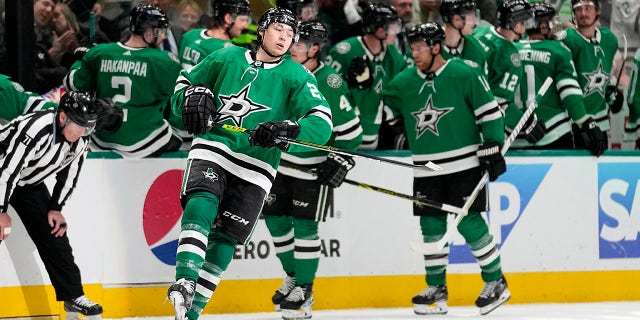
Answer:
[{"left": 0, "top": 91, "right": 103, "bottom": 318}]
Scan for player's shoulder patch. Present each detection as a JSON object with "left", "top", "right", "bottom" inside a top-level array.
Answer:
[
  {"left": 335, "top": 42, "right": 351, "bottom": 55},
  {"left": 326, "top": 73, "right": 343, "bottom": 89},
  {"left": 462, "top": 59, "right": 479, "bottom": 69},
  {"left": 11, "top": 81, "right": 25, "bottom": 93},
  {"left": 510, "top": 53, "right": 521, "bottom": 67},
  {"left": 168, "top": 52, "right": 180, "bottom": 63}
]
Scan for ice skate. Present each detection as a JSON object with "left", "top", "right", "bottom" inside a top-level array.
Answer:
[
  {"left": 64, "top": 295, "right": 103, "bottom": 320},
  {"left": 272, "top": 275, "right": 296, "bottom": 311},
  {"left": 475, "top": 276, "right": 510, "bottom": 315},
  {"left": 412, "top": 285, "right": 448, "bottom": 315},
  {"left": 280, "top": 284, "right": 313, "bottom": 319},
  {"left": 167, "top": 278, "right": 196, "bottom": 320}
]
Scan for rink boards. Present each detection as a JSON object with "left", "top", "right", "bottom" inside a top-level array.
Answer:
[{"left": 1, "top": 150, "right": 640, "bottom": 317}]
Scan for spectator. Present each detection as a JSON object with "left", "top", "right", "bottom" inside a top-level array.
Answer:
[
  {"left": 174, "top": 0, "right": 202, "bottom": 32},
  {"left": 50, "top": 2, "right": 81, "bottom": 68}
]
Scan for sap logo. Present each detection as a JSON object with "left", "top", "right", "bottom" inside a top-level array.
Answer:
[
  {"left": 599, "top": 163, "right": 640, "bottom": 258},
  {"left": 292, "top": 200, "right": 309, "bottom": 207},
  {"left": 222, "top": 211, "right": 250, "bottom": 226},
  {"left": 450, "top": 163, "right": 550, "bottom": 263}
]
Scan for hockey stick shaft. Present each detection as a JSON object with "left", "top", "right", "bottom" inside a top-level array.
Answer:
[
  {"left": 615, "top": 34, "right": 628, "bottom": 91},
  {"left": 215, "top": 123, "right": 443, "bottom": 172}
]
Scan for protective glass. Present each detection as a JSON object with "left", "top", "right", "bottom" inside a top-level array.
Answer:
[
  {"left": 64, "top": 118, "right": 96, "bottom": 136},
  {"left": 385, "top": 20, "right": 403, "bottom": 36}
]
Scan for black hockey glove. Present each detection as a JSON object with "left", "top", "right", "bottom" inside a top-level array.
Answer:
[
  {"left": 606, "top": 85, "right": 624, "bottom": 114},
  {"left": 345, "top": 56, "right": 373, "bottom": 89},
  {"left": 580, "top": 117, "right": 607, "bottom": 157},
  {"left": 316, "top": 153, "right": 355, "bottom": 188},
  {"left": 522, "top": 113, "right": 546, "bottom": 144},
  {"left": 477, "top": 142, "right": 506, "bottom": 182},
  {"left": 182, "top": 85, "right": 216, "bottom": 135},
  {"left": 249, "top": 120, "right": 300, "bottom": 151},
  {"left": 95, "top": 98, "right": 124, "bottom": 133}
]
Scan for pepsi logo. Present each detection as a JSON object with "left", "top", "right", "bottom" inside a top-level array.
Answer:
[{"left": 143, "top": 169, "right": 184, "bottom": 265}]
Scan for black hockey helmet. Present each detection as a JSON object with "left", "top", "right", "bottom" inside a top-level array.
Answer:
[
  {"left": 571, "top": 0, "right": 600, "bottom": 9},
  {"left": 297, "top": 20, "right": 328, "bottom": 48},
  {"left": 258, "top": 6, "right": 299, "bottom": 35},
  {"left": 59, "top": 91, "right": 98, "bottom": 131},
  {"left": 497, "top": 0, "right": 534, "bottom": 30},
  {"left": 440, "top": 0, "right": 477, "bottom": 24},
  {"left": 129, "top": 2, "right": 169, "bottom": 35},
  {"left": 211, "top": 0, "right": 251, "bottom": 19},
  {"left": 361, "top": 3, "right": 401, "bottom": 34},
  {"left": 527, "top": 2, "right": 556, "bottom": 33},
  {"left": 407, "top": 22, "right": 445, "bottom": 47},
  {"left": 276, "top": 0, "right": 317, "bottom": 19}
]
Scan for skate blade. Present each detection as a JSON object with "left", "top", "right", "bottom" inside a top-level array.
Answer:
[
  {"left": 478, "top": 289, "right": 511, "bottom": 315},
  {"left": 413, "top": 301, "right": 448, "bottom": 315},
  {"left": 65, "top": 312, "right": 102, "bottom": 320},
  {"left": 168, "top": 292, "right": 188, "bottom": 320},
  {"left": 275, "top": 304, "right": 282, "bottom": 312},
  {"left": 281, "top": 308, "right": 312, "bottom": 320}
]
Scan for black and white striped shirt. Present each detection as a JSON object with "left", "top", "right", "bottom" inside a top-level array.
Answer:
[{"left": 0, "top": 110, "right": 89, "bottom": 212}]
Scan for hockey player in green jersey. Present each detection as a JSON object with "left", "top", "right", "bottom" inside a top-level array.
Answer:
[
  {"left": 513, "top": 2, "right": 607, "bottom": 155},
  {"left": 439, "top": 0, "right": 489, "bottom": 75},
  {"left": 325, "top": 3, "right": 406, "bottom": 150},
  {"left": 173, "top": 0, "right": 251, "bottom": 149},
  {"left": 476, "top": 0, "right": 547, "bottom": 144},
  {"left": 0, "top": 74, "right": 57, "bottom": 123},
  {"left": 381, "top": 23, "right": 510, "bottom": 316},
  {"left": 562, "top": 0, "right": 620, "bottom": 149},
  {"left": 63, "top": 3, "right": 183, "bottom": 158},
  {"left": 166, "top": 7, "right": 333, "bottom": 320},
  {"left": 261, "top": 21, "right": 363, "bottom": 319},
  {"left": 625, "top": 49, "right": 640, "bottom": 149}
]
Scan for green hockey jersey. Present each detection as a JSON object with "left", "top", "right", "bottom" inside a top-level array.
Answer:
[
  {"left": 382, "top": 59, "right": 504, "bottom": 178},
  {"left": 64, "top": 42, "right": 183, "bottom": 158},
  {"left": 171, "top": 46, "right": 333, "bottom": 193},
  {"left": 179, "top": 28, "right": 234, "bottom": 70},
  {"left": 0, "top": 74, "right": 56, "bottom": 123},
  {"left": 562, "top": 27, "right": 619, "bottom": 131},
  {"left": 625, "top": 49, "right": 640, "bottom": 141},
  {"left": 326, "top": 36, "right": 407, "bottom": 150},
  {"left": 442, "top": 34, "right": 489, "bottom": 76},
  {"left": 280, "top": 62, "right": 363, "bottom": 180},
  {"left": 513, "top": 39, "right": 588, "bottom": 147}
]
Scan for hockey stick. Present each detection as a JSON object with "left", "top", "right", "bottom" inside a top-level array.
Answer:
[
  {"left": 214, "top": 123, "right": 443, "bottom": 172},
  {"left": 615, "top": 34, "right": 628, "bottom": 91},
  {"left": 279, "top": 163, "right": 466, "bottom": 214},
  {"left": 411, "top": 77, "right": 554, "bottom": 254}
]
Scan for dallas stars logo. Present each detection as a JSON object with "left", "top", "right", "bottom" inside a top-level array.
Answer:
[
  {"left": 202, "top": 168, "right": 219, "bottom": 182},
  {"left": 582, "top": 61, "right": 609, "bottom": 97},
  {"left": 411, "top": 96, "right": 453, "bottom": 138},
  {"left": 217, "top": 84, "right": 270, "bottom": 127}
]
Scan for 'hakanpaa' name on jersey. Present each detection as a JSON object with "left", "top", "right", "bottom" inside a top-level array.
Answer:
[
  {"left": 519, "top": 49, "right": 551, "bottom": 64},
  {"left": 100, "top": 60, "right": 148, "bottom": 77}
]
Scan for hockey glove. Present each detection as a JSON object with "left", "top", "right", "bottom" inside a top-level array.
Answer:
[
  {"left": 477, "top": 142, "right": 506, "bottom": 182},
  {"left": 182, "top": 85, "right": 216, "bottom": 135},
  {"left": 316, "top": 153, "right": 355, "bottom": 188},
  {"left": 249, "top": 120, "right": 301, "bottom": 151},
  {"left": 605, "top": 85, "right": 624, "bottom": 114},
  {"left": 345, "top": 56, "right": 373, "bottom": 89},
  {"left": 580, "top": 117, "right": 607, "bottom": 157},
  {"left": 522, "top": 113, "right": 546, "bottom": 144},
  {"left": 95, "top": 98, "right": 124, "bottom": 133}
]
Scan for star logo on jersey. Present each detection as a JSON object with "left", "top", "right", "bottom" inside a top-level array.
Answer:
[
  {"left": 582, "top": 61, "right": 609, "bottom": 97},
  {"left": 411, "top": 96, "right": 453, "bottom": 138},
  {"left": 202, "top": 168, "right": 219, "bottom": 182},
  {"left": 217, "top": 84, "right": 270, "bottom": 127}
]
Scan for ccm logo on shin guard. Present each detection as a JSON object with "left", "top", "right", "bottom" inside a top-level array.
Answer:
[{"left": 222, "top": 211, "right": 250, "bottom": 225}]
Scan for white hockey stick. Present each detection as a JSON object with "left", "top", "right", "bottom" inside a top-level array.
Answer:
[
  {"left": 615, "top": 34, "right": 628, "bottom": 91},
  {"left": 411, "top": 77, "right": 554, "bottom": 255}
]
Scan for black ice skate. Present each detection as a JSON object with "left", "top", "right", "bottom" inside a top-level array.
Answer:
[
  {"left": 64, "top": 295, "right": 103, "bottom": 320},
  {"left": 280, "top": 284, "right": 313, "bottom": 320},
  {"left": 272, "top": 275, "right": 296, "bottom": 311},
  {"left": 475, "top": 276, "right": 511, "bottom": 315},
  {"left": 168, "top": 278, "right": 196, "bottom": 320},
  {"left": 412, "top": 285, "right": 448, "bottom": 315}
]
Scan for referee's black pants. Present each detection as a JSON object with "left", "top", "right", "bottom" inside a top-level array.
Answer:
[{"left": 0, "top": 183, "right": 84, "bottom": 301}]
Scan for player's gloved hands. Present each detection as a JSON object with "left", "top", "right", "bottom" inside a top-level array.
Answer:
[
  {"left": 182, "top": 85, "right": 216, "bottom": 135},
  {"left": 249, "top": 120, "right": 300, "bottom": 150},
  {"left": 316, "top": 153, "right": 355, "bottom": 187},
  {"left": 522, "top": 113, "right": 546, "bottom": 144},
  {"left": 580, "top": 117, "right": 607, "bottom": 157},
  {"left": 477, "top": 142, "right": 506, "bottom": 182},
  {"left": 606, "top": 85, "right": 624, "bottom": 114},
  {"left": 345, "top": 56, "right": 373, "bottom": 89},
  {"left": 95, "top": 98, "right": 124, "bottom": 133}
]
